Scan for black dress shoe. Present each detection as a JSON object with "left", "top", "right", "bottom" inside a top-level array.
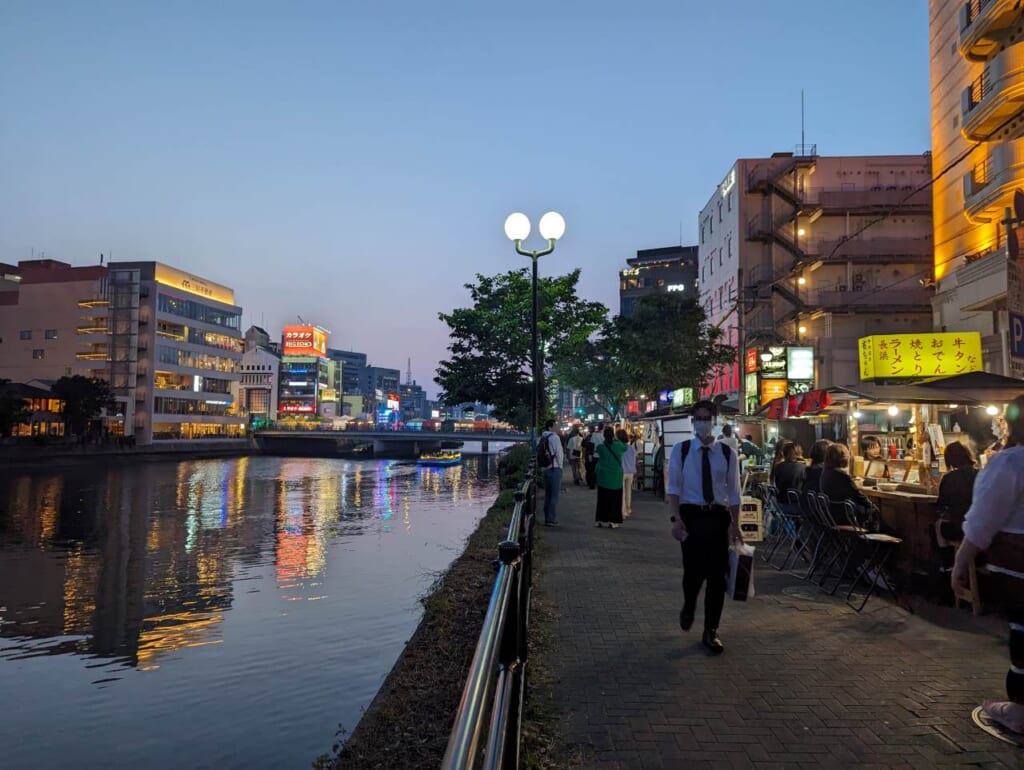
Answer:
[
  {"left": 702, "top": 628, "right": 724, "bottom": 654},
  {"left": 679, "top": 609, "right": 694, "bottom": 631}
]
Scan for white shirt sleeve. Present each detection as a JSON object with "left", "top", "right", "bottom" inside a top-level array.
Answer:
[
  {"left": 726, "top": 443, "right": 742, "bottom": 507},
  {"left": 963, "top": 452, "right": 1022, "bottom": 549},
  {"left": 666, "top": 442, "right": 683, "bottom": 498}
]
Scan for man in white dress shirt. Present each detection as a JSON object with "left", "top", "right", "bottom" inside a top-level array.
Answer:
[{"left": 667, "top": 400, "right": 743, "bottom": 654}]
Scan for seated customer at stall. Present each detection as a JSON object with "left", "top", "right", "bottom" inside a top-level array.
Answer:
[
  {"left": 861, "top": 435, "right": 889, "bottom": 479},
  {"left": 771, "top": 441, "right": 806, "bottom": 500},
  {"left": 936, "top": 441, "right": 978, "bottom": 544},
  {"left": 820, "top": 443, "right": 879, "bottom": 527},
  {"left": 801, "top": 439, "right": 831, "bottom": 494}
]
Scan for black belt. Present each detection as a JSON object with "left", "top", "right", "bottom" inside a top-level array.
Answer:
[{"left": 680, "top": 503, "right": 727, "bottom": 513}]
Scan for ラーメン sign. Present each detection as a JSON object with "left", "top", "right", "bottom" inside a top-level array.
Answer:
[{"left": 858, "top": 332, "right": 983, "bottom": 379}]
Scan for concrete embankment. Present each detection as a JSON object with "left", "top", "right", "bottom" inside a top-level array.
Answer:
[{"left": 0, "top": 438, "right": 256, "bottom": 470}]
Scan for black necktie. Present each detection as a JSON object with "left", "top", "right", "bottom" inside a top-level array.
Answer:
[{"left": 701, "top": 446, "right": 714, "bottom": 504}]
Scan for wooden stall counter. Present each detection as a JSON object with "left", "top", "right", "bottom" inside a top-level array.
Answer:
[{"left": 860, "top": 485, "right": 939, "bottom": 581}]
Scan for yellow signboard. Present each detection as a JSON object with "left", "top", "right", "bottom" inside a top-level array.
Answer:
[
  {"left": 154, "top": 263, "right": 236, "bottom": 305},
  {"left": 858, "top": 332, "right": 983, "bottom": 379},
  {"left": 760, "top": 379, "right": 789, "bottom": 404}
]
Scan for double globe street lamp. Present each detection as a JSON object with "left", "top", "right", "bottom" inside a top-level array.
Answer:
[{"left": 503, "top": 211, "right": 566, "bottom": 449}]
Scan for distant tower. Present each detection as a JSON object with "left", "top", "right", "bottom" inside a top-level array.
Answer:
[{"left": 405, "top": 357, "right": 413, "bottom": 385}]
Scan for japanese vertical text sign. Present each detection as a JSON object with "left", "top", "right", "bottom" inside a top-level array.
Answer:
[{"left": 857, "top": 332, "right": 983, "bottom": 379}]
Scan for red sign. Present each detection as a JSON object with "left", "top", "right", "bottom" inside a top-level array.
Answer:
[
  {"left": 282, "top": 325, "right": 327, "bottom": 357},
  {"left": 745, "top": 348, "right": 759, "bottom": 374},
  {"left": 627, "top": 400, "right": 640, "bottom": 415},
  {"left": 279, "top": 402, "right": 315, "bottom": 414}
]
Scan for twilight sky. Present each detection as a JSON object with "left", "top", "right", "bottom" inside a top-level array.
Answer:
[{"left": 1, "top": 1, "right": 929, "bottom": 398}]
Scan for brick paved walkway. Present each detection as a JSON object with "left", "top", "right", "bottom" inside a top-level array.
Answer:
[{"left": 538, "top": 482, "right": 1024, "bottom": 768}]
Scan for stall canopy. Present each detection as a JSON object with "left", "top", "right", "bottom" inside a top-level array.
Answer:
[{"left": 753, "top": 373, "right": 1024, "bottom": 418}]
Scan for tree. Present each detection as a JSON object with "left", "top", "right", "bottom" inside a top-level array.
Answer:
[
  {"left": 551, "top": 321, "right": 634, "bottom": 421},
  {"left": 616, "top": 293, "right": 736, "bottom": 397},
  {"left": 51, "top": 375, "right": 116, "bottom": 436},
  {"left": 0, "top": 379, "right": 31, "bottom": 437},
  {"left": 435, "top": 269, "right": 608, "bottom": 428}
]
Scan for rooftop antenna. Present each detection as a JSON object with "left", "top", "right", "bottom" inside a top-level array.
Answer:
[
  {"left": 297, "top": 315, "right": 306, "bottom": 324},
  {"left": 100, "top": 253, "right": 104, "bottom": 265},
  {"left": 801, "top": 88, "right": 806, "bottom": 153},
  {"left": 406, "top": 357, "right": 413, "bottom": 385}
]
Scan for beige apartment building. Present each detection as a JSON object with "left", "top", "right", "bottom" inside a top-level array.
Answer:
[
  {"left": 930, "top": 1, "right": 1024, "bottom": 377},
  {"left": 698, "top": 151, "right": 934, "bottom": 411}
]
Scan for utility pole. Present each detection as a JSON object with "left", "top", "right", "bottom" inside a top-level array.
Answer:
[{"left": 737, "top": 267, "right": 746, "bottom": 416}]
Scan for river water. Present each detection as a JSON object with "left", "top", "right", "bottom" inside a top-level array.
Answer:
[{"left": 0, "top": 455, "right": 500, "bottom": 769}]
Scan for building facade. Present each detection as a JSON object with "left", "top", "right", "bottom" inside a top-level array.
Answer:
[
  {"left": 618, "top": 246, "right": 699, "bottom": 318},
  {"left": 698, "top": 151, "right": 934, "bottom": 409},
  {"left": 328, "top": 349, "right": 367, "bottom": 394},
  {"left": 399, "top": 381, "right": 427, "bottom": 421},
  {"left": 237, "top": 330, "right": 280, "bottom": 427},
  {"left": 277, "top": 325, "right": 332, "bottom": 420},
  {"left": 930, "top": 1, "right": 1024, "bottom": 378},
  {"left": 106, "top": 262, "right": 245, "bottom": 443},
  {"left": 0, "top": 259, "right": 110, "bottom": 383}
]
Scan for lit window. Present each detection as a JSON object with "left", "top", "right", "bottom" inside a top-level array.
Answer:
[
  {"left": 45, "top": 329, "right": 58, "bottom": 340},
  {"left": 20, "top": 330, "right": 31, "bottom": 340},
  {"left": 32, "top": 349, "right": 45, "bottom": 359}
]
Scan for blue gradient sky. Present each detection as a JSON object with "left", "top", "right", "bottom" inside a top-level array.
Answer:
[{"left": 1, "top": 1, "right": 929, "bottom": 397}]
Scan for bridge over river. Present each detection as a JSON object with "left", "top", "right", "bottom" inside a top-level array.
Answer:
[{"left": 254, "top": 428, "right": 529, "bottom": 458}]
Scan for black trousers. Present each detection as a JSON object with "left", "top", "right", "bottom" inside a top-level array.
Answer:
[{"left": 679, "top": 504, "right": 731, "bottom": 631}]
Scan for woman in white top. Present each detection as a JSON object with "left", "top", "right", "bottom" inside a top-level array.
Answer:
[
  {"left": 618, "top": 429, "right": 637, "bottom": 517},
  {"left": 954, "top": 394, "right": 1024, "bottom": 735}
]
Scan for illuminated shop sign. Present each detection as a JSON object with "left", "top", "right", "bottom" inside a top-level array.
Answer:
[
  {"left": 744, "top": 349, "right": 759, "bottom": 374},
  {"left": 282, "top": 325, "right": 328, "bottom": 357},
  {"left": 279, "top": 403, "right": 315, "bottom": 414},
  {"left": 154, "top": 263, "right": 236, "bottom": 305},
  {"left": 658, "top": 389, "right": 673, "bottom": 405},
  {"left": 760, "top": 379, "right": 788, "bottom": 404},
  {"left": 858, "top": 332, "right": 983, "bottom": 379},
  {"left": 386, "top": 392, "right": 400, "bottom": 411},
  {"left": 719, "top": 168, "right": 736, "bottom": 198},
  {"left": 760, "top": 347, "right": 787, "bottom": 378},
  {"left": 671, "top": 388, "right": 694, "bottom": 408},
  {"left": 786, "top": 347, "right": 814, "bottom": 381},
  {"left": 666, "top": 284, "right": 686, "bottom": 292}
]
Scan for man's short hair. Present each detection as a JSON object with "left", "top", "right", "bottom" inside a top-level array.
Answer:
[
  {"left": 544, "top": 419, "right": 555, "bottom": 429},
  {"left": 721, "top": 424, "right": 733, "bottom": 436},
  {"left": 690, "top": 399, "right": 718, "bottom": 417}
]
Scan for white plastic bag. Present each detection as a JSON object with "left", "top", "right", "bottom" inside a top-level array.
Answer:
[{"left": 727, "top": 543, "right": 756, "bottom": 601}]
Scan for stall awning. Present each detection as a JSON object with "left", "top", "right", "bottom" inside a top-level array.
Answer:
[{"left": 915, "top": 372, "right": 1024, "bottom": 403}]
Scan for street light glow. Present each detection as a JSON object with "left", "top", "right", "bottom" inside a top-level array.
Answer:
[
  {"left": 986, "top": 405, "right": 999, "bottom": 416},
  {"left": 539, "top": 211, "right": 566, "bottom": 240},
  {"left": 887, "top": 405, "right": 900, "bottom": 416},
  {"left": 504, "top": 212, "right": 531, "bottom": 241}
]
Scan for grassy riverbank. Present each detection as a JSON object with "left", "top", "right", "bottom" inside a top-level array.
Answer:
[{"left": 320, "top": 446, "right": 575, "bottom": 770}]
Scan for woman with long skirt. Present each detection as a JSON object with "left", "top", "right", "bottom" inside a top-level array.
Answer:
[{"left": 594, "top": 426, "right": 628, "bottom": 528}]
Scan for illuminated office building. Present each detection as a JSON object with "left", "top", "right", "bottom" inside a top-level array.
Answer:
[
  {"left": 618, "top": 246, "right": 698, "bottom": 318},
  {"left": 277, "top": 325, "right": 334, "bottom": 420}
]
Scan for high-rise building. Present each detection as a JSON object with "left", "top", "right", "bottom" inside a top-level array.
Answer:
[
  {"left": 930, "top": 2, "right": 1024, "bottom": 378},
  {"left": 618, "top": 246, "right": 699, "bottom": 318},
  {"left": 327, "top": 348, "right": 366, "bottom": 394},
  {"left": 362, "top": 366, "right": 401, "bottom": 424},
  {"left": 277, "top": 325, "right": 332, "bottom": 420},
  {"left": 399, "top": 381, "right": 427, "bottom": 421},
  {"left": 698, "top": 151, "right": 934, "bottom": 409}
]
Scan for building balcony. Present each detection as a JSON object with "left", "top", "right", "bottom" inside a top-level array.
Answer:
[
  {"left": 808, "top": 236, "right": 934, "bottom": 264},
  {"left": 962, "top": 139, "right": 1024, "bottom": 221},
  {"left": 960, "top": 0, "right": 1022, "bottom": 63},
  {"left": 961, "top": 44, "right": 1024, "bottom": 141},
  {"left": 807, "top": 287, "right": 934, "bottom": 312},
  {"left": 816, "top": 187, "right": 931, "bottom": 213}
]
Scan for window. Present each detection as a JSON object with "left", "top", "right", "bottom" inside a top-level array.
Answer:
[
  {"left": 700, "top": 224, "right": 705, "bottom": 244},
  {"left": 727, "top": 236, "right": 732, "bottom": 258},
  {"left": 717, "top": 201, "right": 723, "bottom": 222},
  {"left": 45, "top": 329, "right": 58, "bottom": 340},
  {"left": 19, "top": 330, "right": 31, "bottom": 340},
  {"left": 728, "top": 192, "right": 733, "bottom": 212},
  {"left": 32, "top": 349, "right": 45, "bottom": 359}
]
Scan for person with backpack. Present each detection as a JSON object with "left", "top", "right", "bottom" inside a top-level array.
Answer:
[
  {"left": 666, "top": 400, "right": 743, "bottom": 655},
  {"left": 538, "top": 420, "right": 564, "bottom": 526}
]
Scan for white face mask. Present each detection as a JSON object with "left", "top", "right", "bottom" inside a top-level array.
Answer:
[{"left": 692, "top": 419, "right": 714, "bottom": 439}]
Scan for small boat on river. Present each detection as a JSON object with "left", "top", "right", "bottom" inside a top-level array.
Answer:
[{"left": 417, "top": 450, "right": 462, "bottom": 467}]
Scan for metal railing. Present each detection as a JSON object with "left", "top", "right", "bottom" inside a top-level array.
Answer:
[{"left": 442, "top": 471, "right": 536, "bottom": 770}]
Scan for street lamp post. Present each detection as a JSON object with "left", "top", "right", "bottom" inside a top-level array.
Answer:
[{"left": 503, "top": 211, "right": 566, "bottom": 450}]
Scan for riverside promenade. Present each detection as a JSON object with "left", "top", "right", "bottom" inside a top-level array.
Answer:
[{"left": 537, "top": 483, "right": 1023, "bottom": 768}]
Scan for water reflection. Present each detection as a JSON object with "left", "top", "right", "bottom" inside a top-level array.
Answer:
[{"left": 0, "top": 455, "right": 498, "bottom": 768}]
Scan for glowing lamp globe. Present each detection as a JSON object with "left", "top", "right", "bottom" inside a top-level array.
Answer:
[
  {"left": 986, "top": 405, "right": 999, "bottom": 416},
  {"left": 538, "top": 211, "right": 566, "bottom": 240},
  {"left": 887, "top": 405, "right": 900, "bottom": 417},
  {"left": 504, "top": 212, "right": 531, "bottom": 241}
]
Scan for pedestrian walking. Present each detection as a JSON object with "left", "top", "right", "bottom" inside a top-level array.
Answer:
[
  {"left": 566, "top": 428, "right": 584, "bottom": 486},
  {"left": 584, "top": 425, "right": 601, "bottom": 490},
  {"left": 594, "top": 426, "right": 627, "bottom": 528},
  {"left": 666, "top": 399, "right": 743, "bottom": 654},
  {"left": 653, "top": 436, "right": 666, "bottom": 499},
  {"left": 618, "top": 428, "right": 636, "bottom": 517},
  {"left": 953, "top": 395, "right": 1024, "bottom": 736},
  {"left": 538, "top": 420, "right": 564, "bottom": 527}
]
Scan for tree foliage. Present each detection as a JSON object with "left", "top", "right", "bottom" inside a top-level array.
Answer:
[
  {"left": 435, "top": 269, "right": 607, "bottom": 427},
  {"left": 555, "top": 293, "right": 735, "bottom": 414},
  {"left": 0, "top": 379, "right": 31, "bottom": 437},
  {"left": 51, "top": 375, "right": 116, "bottom": 435}
]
